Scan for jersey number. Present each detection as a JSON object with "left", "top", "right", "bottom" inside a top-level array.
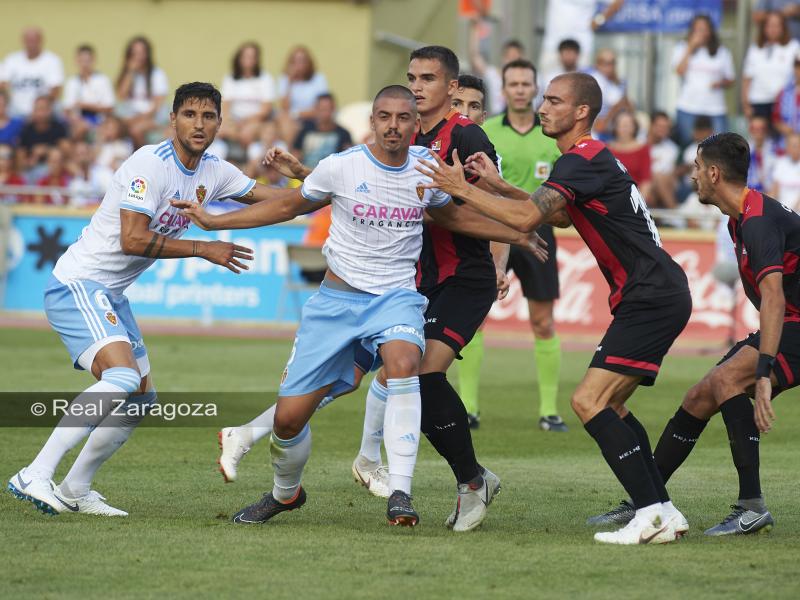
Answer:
[{"left": 629, "top": 185, "right": 662, "bottom": 247}]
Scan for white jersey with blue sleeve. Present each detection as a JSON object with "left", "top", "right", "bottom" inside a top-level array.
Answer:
[
  {"left": 53, "top": 139, "right": 255, "bottom": 293},
  {"left": 300, "top": 144, "right": 450, "bottom": 294}
]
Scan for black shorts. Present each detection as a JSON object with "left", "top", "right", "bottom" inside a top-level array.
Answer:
[
  {"left": 717, "top": 320, "right": 800, "bottom": 393},
  {"left": 589, "top": 291, "right": 692, "bottom": 386},
  {"left": 422, "top": 278, "right": 497, "bottom": 357},
  {"left": 506, "top": 225, "right": 559, "bottom": 301}
]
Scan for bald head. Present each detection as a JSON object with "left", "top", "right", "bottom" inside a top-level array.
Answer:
[
  {"left": 373, "top": 84, "right": 416, "bottom": 112},
  {"left": 552, "top": 72, "right": 603, "bottom": 125},
  {"left": 22, "top": 27, "right": 43, "bottom": 58}
]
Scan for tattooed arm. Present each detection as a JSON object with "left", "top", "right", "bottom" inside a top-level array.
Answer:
[{"left": 119, "top": 210, "right": 254, "bottom": 273}]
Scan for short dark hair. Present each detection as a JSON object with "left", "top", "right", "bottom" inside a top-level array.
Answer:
[
  {"left": 316, "top": 92, "right": 335, "bottom": 104},
  {"left": 77, "top": 44, "right": 94, "bottom": 55},
  {"left": 552, "top": 72, "right": 602, "bottom": 124},
  {"left": 558, "top": 38, "right": 581, "bottom": 54},
  {"left": 373, "top": 85, "right": 416, "bottom": 110},
  {"left": 697, "top": 133, "right": 750, "bottom": 185},
  {"left": 409, "top": 45, "right": 459, "bottom": 81},
  {"left": 502, "top": 59, "right": 537, "bottom": 86},
  {"left": 693, "top": 115, "right": 713, "bottom": 131},
  {"left": 502, "top": 39, "right": 525, "bottom": 53},
  {"left": 457, "top": 74, "right": 486, "bottom": 99},
  {"left": 172, "top": 82, "right": 222, "bottom": 116},
  {"left": 651, "top": 110, "right": 670, "bottom": 123}
]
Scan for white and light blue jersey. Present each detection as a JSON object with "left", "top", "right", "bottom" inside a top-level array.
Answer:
[
  {"left": 53, "top": 139, "right": 255, "bottom": 293},
  {"left": 300, "top": 144, "right": 450, "bottom": 294}
]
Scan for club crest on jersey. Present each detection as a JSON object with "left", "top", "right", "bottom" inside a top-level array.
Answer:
[
  {"left": 127, "top": 177, "right": 147, "bottom": 204},
  {"left": 430, "top": 140, "right": 441, "bottom": 152},
  {"left": 195, "top": 185, "right": 207, "bottom": 203},
  {"left": 104, "top": 311, "right": 117, "bottom": 326},
  {"left": 416, "top": 185, "right": 425, "bottom": 200}
]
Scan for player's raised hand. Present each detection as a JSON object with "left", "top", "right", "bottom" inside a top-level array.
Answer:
[
  {"left": 465, "top": 151, "right": 501, "bottom": 185},
  {"left": 264, "top": 146, "right": 308, "bottom": 180},
  {"left": 416, "top": 149, "right": 470, "bottom": 197},
  {"left": 198, "top": 241, "right": 254, "bottom": 274},
  {"left": 754, "top": 377, "right": 775, "bottom": 433},
  {"left": 495, "top": 267, "right": 510, "bottom": 300},
  {"left": 171, "top": 200, "right": 218, "bottom": 231}
]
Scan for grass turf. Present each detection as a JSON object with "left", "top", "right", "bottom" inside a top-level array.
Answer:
[{"left": 0, "top": 327, "right": 798, "bottom": 599}]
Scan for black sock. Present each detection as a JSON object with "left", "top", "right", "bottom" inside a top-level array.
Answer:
[
  {"left": 419, "top": 372, "right": 480, "bottom": 484},
  {"left": 623, "top": 412, "right": 670, "bottom": 503},
  {"left": 585, "top": 408, "right": 660, "bottom": 509},
  {"left": 720, "top": 394, "right": 762, "bottom": 500},
  {"left": 653, "top": 407, "right": 709, "bottom": 484}
]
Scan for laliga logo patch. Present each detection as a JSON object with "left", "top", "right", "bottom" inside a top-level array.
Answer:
[
  {"left": 127, "top": 177, "right": 148, "bottom": 204},
  {"left": 430, "top": 140, "right": 441, "bottom": 152},
  {"left": 105, "top": 311, "right": 118, "bottom": 326},
  {"left": 195, "top": 184, "right": 207, "bottom": 203}
]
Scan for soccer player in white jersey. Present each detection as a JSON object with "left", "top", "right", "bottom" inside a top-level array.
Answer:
[
  {"left": 7, "top": 82, "right": 295, "bottom": 517},
  {"left": 174, "top": 85, "right": 546, "bottom": 526}
]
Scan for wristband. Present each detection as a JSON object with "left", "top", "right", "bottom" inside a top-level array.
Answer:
[{"left": 756, "top": 353, "right": 775, "bottom": 379}]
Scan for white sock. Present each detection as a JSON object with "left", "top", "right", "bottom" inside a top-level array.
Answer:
[
  {"left": 239, "top": 404, "right": 277, "bottom": 446},
  {"left": 359, "top": 378, "right": 388, "bottom": 463},
  {"left": 28, "top": 369, "right": 138, "bottom": 479},
  {"left": 384, "top": 377, "right": 421, "bottom": 495},
  {"left": 59, "top": 391, "right": 156, "bottom": 498},
  {"left": 661, "top": 500, "right": 678, "bottom": 516},
  {"left": 271, "top": 424, "right": 311, "bottom": 502},
  {"left": 635, "top": 502, "right": 663, "bottom": 523}
]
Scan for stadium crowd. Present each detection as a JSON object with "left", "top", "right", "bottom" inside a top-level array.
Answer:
[{"left": 2, "top": 3, "right": 800, "bottom": 226}]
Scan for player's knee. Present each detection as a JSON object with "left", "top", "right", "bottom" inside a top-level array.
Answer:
[
  {"left": 101, "top": 367, "right": 141, "bottom": 394},
  {"left": 384, "top": 354, "right": 419, "bottom": 380},
  {"left": 532, "top": 318, "right": 555, "bottom": 339},
  {"left": 273, "top": 411, "right": 307, "bottom": 440},
  {"left": 682, "top": 381, "right": 714, "bottom": 415},
  {"left": 570, "top": 389, "right": 600, "bottom": 421},
  {"left": 708, "top": 368, "right": 739, "bottom": 404}
]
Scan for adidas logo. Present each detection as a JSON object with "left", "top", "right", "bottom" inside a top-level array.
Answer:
[
  {"left": 355, "top": 182, "right": 370, "bottom": 193},
  {"left": 399, "top": 433, "right": 417, "bottom": 444},
  {"left": 172, "top": 190, "right": 181, "bottom": 199}
]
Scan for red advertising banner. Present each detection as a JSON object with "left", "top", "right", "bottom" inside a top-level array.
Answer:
[{"left": 486, "top": 230, "right": 759, "bottom": 343}]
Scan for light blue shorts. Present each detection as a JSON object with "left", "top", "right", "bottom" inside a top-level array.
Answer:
[
  {"left": 279, "top": 285, "right": 427, "bottom": 397},
  {"left": 44, "top": 276, "right": 149, "bottom": 374}
]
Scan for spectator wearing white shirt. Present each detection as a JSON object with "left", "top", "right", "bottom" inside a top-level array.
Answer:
[
  {"left": 747, "top": 115, "right": 778, "bottom": 192},
  {"left": 63, "top": 45, "right": 114, "bottom": 141},
  {"left": 647, "top": 111, "right": 679, "bottom": 209},
  {"left": 67, "top": 140, "right": 112, "bottom": 207},
  {"left": 672, "top": 15, "right": 735, "bottom": 146},
  {"left": 219, "top": 42, "right": 276, "bottom": 148},
  {"left": 94, "top": 115, "right": 133, "bottom": 171},
  {"left": 0, "top": 27, "right": 64, "bottom": 118},
  {"left": 277, "top": 46, "right": 328, "bottom": 143},
  {"left": 114, "top": 36, "right": 169, "bottom": 148},
  {"left": 742, "top": 11, "right": 799, "bottom": 122},
  {"left": 587, "top": 48, "right": 632, "bottom": 141},
  {"left": 770, "top": 131, "right": 800, "bottom": 211},
  {"left": 467, "top": 15, "right": 524, "bottom": 115}
]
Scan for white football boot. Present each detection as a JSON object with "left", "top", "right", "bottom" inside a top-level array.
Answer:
[
  {"left": 218, "top": 427, "right": 251, "bottom": 483},
  {"left": 8, "top": 467, "right": 62, "bottom": 515},
  {"left": 352, "top": 455, "right": 390, "bottom": 499},
  {"left": 594, "top": 511, "right": 673, "bottom": 545},
  {"left": 51, "top": 485, "right": 128, "bottom": 517},
  {"left": 446, "top": 466, "right": 501, "bottom": 528}
]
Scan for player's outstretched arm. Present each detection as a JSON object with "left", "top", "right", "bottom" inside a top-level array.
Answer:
[
  {"left": 753, "top": 271, "right": 785, "bottom": 432},
  {"left": 417, "top": 149, "right": 565, "bottom": 233},
  {"left": 171, "top": 188, "right": 328, "bottom": 231},
  {"left": 465, "top": 152, "right": 528, "bottom": 200},
  {"left": 120, "top": 210, "right": 253, "bottom": 273},
  {"left": 427, "top": 201, "right": 548, "bottom": 263}
]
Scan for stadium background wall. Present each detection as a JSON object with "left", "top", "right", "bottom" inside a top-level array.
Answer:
[{"left": 0, "top": 0, "right": 457, "bottom": 108}]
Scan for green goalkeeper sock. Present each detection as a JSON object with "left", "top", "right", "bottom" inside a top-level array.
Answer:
[
  {"left": 458, "top": 331, "right": 484, "bottom": 416},
  {"left": 534, "top": 335, "right": 561, "bottom": 417}
]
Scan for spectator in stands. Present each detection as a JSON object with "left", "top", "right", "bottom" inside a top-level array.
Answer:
[
  {"left": 0, "top": 90, "right": 25, "bottom": 147},
  {"left": 676, "top": 115, "right": 714, "bottom": 202},
  {"left": 63, "top": 44, "right": 115, "bottom": 142},
  {"left": 31, "top": 146, "right": 70, "bottom": 205},
  {"left": 94, "top": 114, "right": 133, "bottom": 171},
  {"left": 754, "top": 1, "right": 800, "bottom": 42},
  {"left": 115, "top": 36, "right": 169, "bottom": 148},
  {"left": 647, "top": 111, "right": 679, "bottom": 209},
  {"left": 245, "top": 120, "right": 285, "bottom": 179},
  {"left": 672, "top": 14, "right": 734, "bottom": 146},
  {"left": 219, "top": 42, "right": 276, "bottom": 149},
  {"left": 468, "top": 14, "right": 524, "bottom": 114},
  {"left": 292, "top": 93, "right": 351, "bottom": 168},
  {"left": 0, "top": 27, "right": 64, "bottom": 118},
  {"left": 772, "top": 55, "right": 800, "bottom": 144},
  {"left": 770, "top": 131, "right": 800, "bottom": 211},
  {"left": 609, "top": 110, "right": 651, "bottom": 201},
  {"left": 0, "top": 143, "right": 25, "bottom": 203},
  {"left": 587, "top": 48, "right": 632, "bottom": 141},
  {"left": 68, "top": 140, "right": 112, "bottom": 207},
  {"left": 17, "top": 96, "right": 69, "bottom": 176},
  {"left": 742, "top": 11, "right": 798, "bottom": 123},
  {"left": 277, "top": 46, "right": 328, "bottom": 142},
  {"left": 747, "top": 115, "right": 778, "bottom": 192},
  {"left": 540, "top": 39, "right": 581, "bottom": 98}
]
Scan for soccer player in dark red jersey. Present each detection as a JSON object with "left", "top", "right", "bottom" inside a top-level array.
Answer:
[
  {"left": 418, "top": 72, "right": 693, "bottom": 544},
  {"left": 593, "top": 133, "right": 797, "bottom": 536}
]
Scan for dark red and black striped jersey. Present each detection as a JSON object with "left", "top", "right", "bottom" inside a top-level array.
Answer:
[
  {"left": 543, "top": 138, "right": 688, "bottom": 313},
  {"left": 413, "top": 110, "right": 499, "bottom": 291},
  {"left": 729, "top": 189, "right": 800, "bottom": 319}
]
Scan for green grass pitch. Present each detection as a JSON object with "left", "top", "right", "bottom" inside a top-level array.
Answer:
[{"left": 0, "top": 327, "right": 798, "bottom": 599}]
